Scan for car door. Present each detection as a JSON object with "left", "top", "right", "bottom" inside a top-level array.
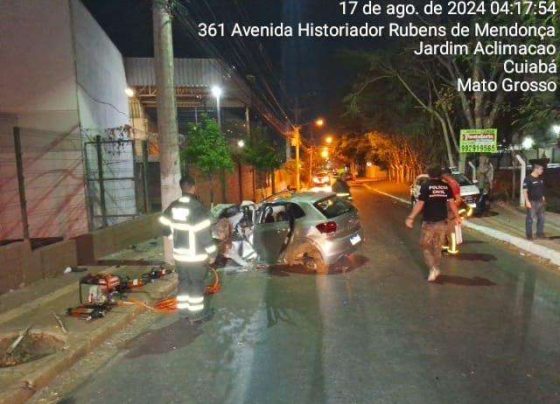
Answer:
[{"left": 253, "top": 203, "right": 292, "bottom": 264}]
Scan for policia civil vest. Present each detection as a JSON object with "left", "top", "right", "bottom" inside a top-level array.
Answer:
[{"left": 159, "top": 194, "right": 217, "bottom": 263}]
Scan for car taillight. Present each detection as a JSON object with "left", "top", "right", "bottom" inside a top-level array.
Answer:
[{"left": 316, "top": 221, "right": 337, "bottom": 234}]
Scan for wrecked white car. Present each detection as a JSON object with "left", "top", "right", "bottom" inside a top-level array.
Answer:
[{"left": 213, "top": 192, "right": 363, "bottom": 273}]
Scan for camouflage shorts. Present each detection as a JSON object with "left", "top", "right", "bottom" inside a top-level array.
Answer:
[{"left": 420, "top": 221, "right": 447, "bottom": 269}]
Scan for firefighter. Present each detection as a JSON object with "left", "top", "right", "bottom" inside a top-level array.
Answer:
[
  {"left": 441, "top": 167, "right": 462, "bottom": 255},
  {"left": 159, "top": 176, "right": 216, "bottom": 322}
]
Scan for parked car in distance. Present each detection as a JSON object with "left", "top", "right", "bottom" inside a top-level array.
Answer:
[
  {"left": 253, "top": 192, "right": 363, "bottom": 273},
  {"left": 410, "top": 172, "right": 480, "bottom": 214},
  {"left": 312, "top": 171, "right": 331, "bottom": 186}
]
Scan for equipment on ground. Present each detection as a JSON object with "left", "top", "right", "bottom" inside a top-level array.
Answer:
[{"left": 79, "top": 274, "right": 121, "bottom": 306}]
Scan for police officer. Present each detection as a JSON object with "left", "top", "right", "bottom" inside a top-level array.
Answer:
[
  {"left": 405, "top": 166, "right": 460, "bottom": 282},
  {"left": 523, "top": 163, "right": 546, "bottom": 240},
  {"left": 159, "top": 176, "right": 216, "bottom": 321}
]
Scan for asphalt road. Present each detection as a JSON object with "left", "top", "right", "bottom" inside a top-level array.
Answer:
[{"left": 63, "top": 183, "right": 560, "bottom": 404}]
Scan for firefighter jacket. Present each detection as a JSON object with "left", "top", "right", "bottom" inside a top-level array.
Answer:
[{"left": 159, "top": 194, "right": 217, "bottom": 264}]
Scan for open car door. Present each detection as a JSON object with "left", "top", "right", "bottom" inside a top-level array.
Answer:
[{"left": 253, "top": 203, "right": 292, "bottom": 265}]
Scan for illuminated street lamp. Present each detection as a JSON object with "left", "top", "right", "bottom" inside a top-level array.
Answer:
[
  {"left": 522, "top": 137, "right": 534, "bottom": 150},
  {"left": 237, "top": 139, "right": 245, "bottom": 148},
  {"left": 321, "top": 147, "right": 329, "bottom": 159},
  {"left": 211, "top": 85, "right": 223, "bottom": 128},
  {"left": 325, "top": 135, "right": 333, "bottom": 145},
  {"left": 124, "top": 87, "right": 135, "bottom": 97},
  {"left": 294, "top": 117, "right": 327, "bottom": 191}
]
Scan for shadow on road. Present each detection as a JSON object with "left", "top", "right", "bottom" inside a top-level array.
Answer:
[
  {"left": 268, "top": 255, "right": 369, "bottom": 277},
  {"left": 435, "top": 275, "right": 496, "bottom": 287},
  {"left": 474, "top": 211, "right": 499, "bottom": 218},
  {"left": 461, "top": 240, "right": 486, "bottom": 245},
  {"left": 95, "top": 259, "right": 165, "bottom": 266},
  {"left": 448, "top": 253, "right": 497, "bottom": 262},
  {"left": 123, "top": 318, "right": 203, "bottom": 359}
]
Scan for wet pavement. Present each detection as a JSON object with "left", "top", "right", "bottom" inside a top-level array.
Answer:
[{"left": 60, "top": 184, "right": 560, "bottom": 404}]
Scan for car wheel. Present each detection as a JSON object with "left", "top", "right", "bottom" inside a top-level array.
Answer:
[
  {"left": 302, "top": 246, "right": 328, "bottom": 275},
  {"left": 289, "top": 243, "right": 328, "bottom": 274}
]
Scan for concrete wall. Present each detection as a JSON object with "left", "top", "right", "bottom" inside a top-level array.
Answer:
[
  {"left": 0, "top": 114, "right": 23, "bottom": 240},
  {"left": 70, "top": 0, "right": 136, "bottom": 226},
  {"left": 0, "top": 0, "right": 80, "bottom": 133},
  {"left": 75, "top": 213, "right": 160, "bottom": 264},
  {"left": 0, "top": 0, "right": 137, "bottom": 241},
  {"left": 0, "top": 0, "right": 87, "bottom": 241},
  {"left": 70, "top": 0, "right": 130, "bottom": 131}
]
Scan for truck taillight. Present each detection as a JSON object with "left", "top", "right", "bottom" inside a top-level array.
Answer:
[{"left": 316, "top": 221, "right": 337, "bottom": 234}]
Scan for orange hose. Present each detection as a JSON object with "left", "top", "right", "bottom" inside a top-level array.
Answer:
[
  {"left": 205, "top": 268, "right": 221, "bottom": 295},
  {"left": 120, "top": 269, "right": 221, "bottom": 314}
]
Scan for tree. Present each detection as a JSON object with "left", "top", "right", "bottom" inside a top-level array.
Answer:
[
  {"left": 243, "top": 130, "right": 282, "bottom": 197},
  {"left": 343, "top": 8, "right": 559, "bottom": 167},
  {"left": 181, "top": 117, "right": 234, "bottom": 204}
]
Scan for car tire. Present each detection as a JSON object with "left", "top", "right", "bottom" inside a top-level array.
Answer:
[{"left": 290, "top": 244, "right": 328, "bottom": 274}]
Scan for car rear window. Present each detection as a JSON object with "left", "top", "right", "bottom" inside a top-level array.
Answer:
[{"left": 314, "top": 196, "right": 354, "bottom": 219}]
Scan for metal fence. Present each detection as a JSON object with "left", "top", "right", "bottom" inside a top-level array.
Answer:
[
  {"left": 0, "top": 127, "right": 87, "bottom": 242},
  {"left": 83, "top": 134, "right": 150, "bottom": 229},
  {"left": 0, "top": 127, "right": 151, "bottom": 244}
]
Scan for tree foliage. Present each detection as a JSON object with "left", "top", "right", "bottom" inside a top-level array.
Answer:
[
  {"left": 242, "top": 132, "right": 282, "bottom": 173},
  {"left": 343, "top": 7, "right": 560, "bottom": 165},
  {"left": 181, "top": 116, "right": 234, "bottom": 176}
]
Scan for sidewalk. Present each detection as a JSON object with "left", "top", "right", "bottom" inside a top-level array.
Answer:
[
  {"left": 361, "top": 181, "right": 560, "bottom": 268},
  {"left": 0, "top": 238, "right": 177, "bottom": 404}
]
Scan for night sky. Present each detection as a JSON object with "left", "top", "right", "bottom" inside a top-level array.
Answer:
[{"left": 82, "top": 0, "right": 383, "bottom": 128}]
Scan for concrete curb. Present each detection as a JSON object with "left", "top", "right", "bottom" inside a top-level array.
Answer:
[
  {"left": 0, "top": 274, "right": 177, "bottom": 404},
  {"left": 0, "top": 282, "right": 78, "bottom": 327},
  {"left": 364, "top": 184, "right": 560, "bottom": 268}
]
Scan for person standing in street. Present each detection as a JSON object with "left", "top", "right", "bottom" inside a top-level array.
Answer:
[
  {"left": 332, "top": 175, "right": 352, "bottom": 201},
  {"left": 442, "top": 168, "right": 462, "bottom": 255},
  {"left": 523, "top": 163, "right": 546, "bottom": 240},
  {"left": 159, "top": 175, "right": 217, "bottom": 322},
  {"left": 405, "top": 166, "right": 460, "bottom": 282}
]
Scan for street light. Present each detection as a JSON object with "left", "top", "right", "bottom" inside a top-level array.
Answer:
[
  {"left": 211, "top": 85, "right": 223, "bottom": 128},
  {"left": 522, "top": 137, "right": 534, "bottom": 150},
  {"left": 237, "top": 139, "right": 245, "bottom": 148},
  {"left": 293, "top": 117, "right": 326, "bottom": 191},
  {"left": 321, "top": 147, "right": 329, "bottom": 159},
  {"left": 124, "top": 87, "right": 135, "bottom": 97},
  {"left": 552, "top": 124, "right": 560, "bottom": 136},
  {"left": 325, "top": 135, "right": 333, "bottom": 145}
]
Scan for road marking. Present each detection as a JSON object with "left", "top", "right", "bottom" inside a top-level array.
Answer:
[{"left": 363, "top": 184, "right": 560, "bottom": 268}]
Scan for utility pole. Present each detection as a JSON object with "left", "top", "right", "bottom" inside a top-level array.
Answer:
[
  {"left": 294, "top": 126, "right": 301, "bottom": 191},
  {"left": 153, "top": 0, "right": 181, "bottom": 263}
]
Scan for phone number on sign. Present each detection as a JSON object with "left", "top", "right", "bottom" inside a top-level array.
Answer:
[{"left": 447, "top": 1, "right": 556, "bottom": 16}]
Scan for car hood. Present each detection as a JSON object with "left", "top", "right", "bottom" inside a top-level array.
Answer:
[{"left": 460, "top": 184, "right": 480, "bottom": 196}]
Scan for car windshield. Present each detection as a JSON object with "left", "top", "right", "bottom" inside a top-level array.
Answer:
[
  {"left": 452, "top": 173, "right": 473, "bottom": 186},
  {"left": 314, "top": 196, "right": 354, "bottom": 219}
]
